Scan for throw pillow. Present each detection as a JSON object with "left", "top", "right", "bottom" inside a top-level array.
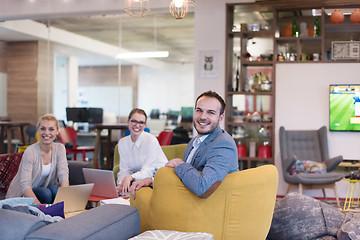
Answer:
[
  {"left": 0, "top": 197, "right": 35, "bottom": 208},
  {"left": 32, "top": 201, "right": 65, "bottom": 219},
  {"left": 290, "top": 159, "right": 327, "bottom": 175},
  {"left": 0, "top": 152, "right": 24, "bottom": 192},
  {"left": 129, "top": 230, "right": 214, "bottom": 240}
]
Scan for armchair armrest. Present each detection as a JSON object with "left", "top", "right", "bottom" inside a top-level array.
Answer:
[
  {"left": 130, "top": 187, "right": 153, "bottom": 232},
  {"left": 324, "top": 155, "right": 343, "bottom": 172},
  {"left": 285, "top": 157, "right": 297, "bottom": 173}
]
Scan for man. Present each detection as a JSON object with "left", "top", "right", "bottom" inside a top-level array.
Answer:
[{"left": 130, "top": 91, "right": 238, "bottom": 199}]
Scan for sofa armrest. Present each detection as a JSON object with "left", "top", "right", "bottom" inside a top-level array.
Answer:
[
  {"left": 26, "top": 204, "right": 140, "bottom": 240},
  {"left": 325, "top": 155, "right": 343, "bottom": 172},
  {"left": 0, "top": 209, "right": 47, "bottom": 240}
]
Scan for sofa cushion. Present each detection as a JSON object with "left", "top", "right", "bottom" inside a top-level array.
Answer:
[
  {"left": 0, "top": 152, "right": 23, "bottom": 192},
  {"left": 129, "top": 230, "right": 213, "bottom": 239},
  {"left": 33, "top": 201, "right": 65, "bottom": 218},
  {"left": 0, "top": 208, "right": 47, "bottom": 240},
  {"left": 27, "top": 204, "right": 140, "bottom": 240}
]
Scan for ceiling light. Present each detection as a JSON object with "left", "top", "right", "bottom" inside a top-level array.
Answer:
[
  {"left": 169, "top": 0, "right": 189, "bottom": 20},
  {"left": 115, "top": 51, "right": 169, "bottom": 59},
  {"left": 124, "top": 0, "right": 150, "bottom": 17}
]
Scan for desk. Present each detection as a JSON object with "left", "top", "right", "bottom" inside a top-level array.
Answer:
[
  {"left": 0, "top": 122, "right": 29, "bottom": 154},
  {"left": 92, "top": 124, "right": 128, "bottom": 169}
]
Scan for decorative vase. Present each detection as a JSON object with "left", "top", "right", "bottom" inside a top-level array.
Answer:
[
  {"left": 281, "top": 24, "right": 292, "bottom": 37},
  {"left": 350, "top": 9, "right": 360, "bottom": 23},
  {"left": 330, "top": 9, "right": 344, "bottom": 24},
  {"left": 307, "top": 24, "right": 314, "bottom": 37}
]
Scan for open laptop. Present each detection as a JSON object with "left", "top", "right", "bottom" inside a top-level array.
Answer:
[
  {"left": 54, "top": 183, "right": 94, "bottom": 214},
  {"left": 82, "top": 168, "right": 119, "bottom": 199}
]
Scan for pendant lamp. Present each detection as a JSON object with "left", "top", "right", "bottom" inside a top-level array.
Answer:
[
  {"left": 169, "top": 0, "right": 189, "bottom": 20},
  {"left": 124, "top": 0, "right": 150, "bottom": 17}
]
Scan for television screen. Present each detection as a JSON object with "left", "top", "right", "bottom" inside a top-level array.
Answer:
[{"left": 329, "top": 84, "right": 360, "bottom": 131}]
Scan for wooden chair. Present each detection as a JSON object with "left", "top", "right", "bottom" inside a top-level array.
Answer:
[{"left": 58, "top": 127, "right": 95, "bottom": 162}]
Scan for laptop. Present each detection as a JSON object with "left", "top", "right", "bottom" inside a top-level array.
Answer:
[
  {"left": 54, "top": 183, "right": 94, "bottom": 214},
  {"left": 82, "top": 168, "right": 119, "bottom": 199}
]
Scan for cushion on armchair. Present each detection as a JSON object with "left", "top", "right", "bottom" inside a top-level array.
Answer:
[{"left": 0, "top": 152, "right": 23, "bottom": 192}]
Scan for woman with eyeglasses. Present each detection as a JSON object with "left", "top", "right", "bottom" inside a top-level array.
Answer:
[{"left": 116, "top": 108, "right": 167, "bottom": 196}]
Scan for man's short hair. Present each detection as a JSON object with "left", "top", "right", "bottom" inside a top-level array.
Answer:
[{"left": 195, "top": 91, "right": 226, "bottom": 115}]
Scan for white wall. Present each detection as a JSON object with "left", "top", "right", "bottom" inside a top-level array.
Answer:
[
  {"left": 138, "top": 63, "right": 194, "bottom": 115},
  {"left": 276, "top": 63, "right": 360, "bottom": 198}
]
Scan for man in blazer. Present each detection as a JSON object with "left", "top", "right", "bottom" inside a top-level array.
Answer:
[
  {"left": 130, "top": 91, "right": 238, "bottom": 199},
  {"left": 165, "top": 90, "right": 238, "bottom": 198}
]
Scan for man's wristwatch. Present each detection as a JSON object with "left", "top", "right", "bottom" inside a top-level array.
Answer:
[{"left": 131, "top": 174, "right": 135, "bottom": 181}]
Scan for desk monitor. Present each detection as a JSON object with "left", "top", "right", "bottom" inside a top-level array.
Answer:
[
  {"left": 88, "top": 108, "right": 103, "bottom": 124},
  {"left": 66, "top": 108, "right": 88, "bottom": 123},
  {"left": 181, "top": 107, "right": 193, "bottom": 122}
]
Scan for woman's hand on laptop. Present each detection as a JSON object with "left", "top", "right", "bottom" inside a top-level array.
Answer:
[
  {"left": 129, "top": 178, "right": 153, "bottom": 200},
  {"left": 117, "top": 174, "right": 134, "bottom": 196}
]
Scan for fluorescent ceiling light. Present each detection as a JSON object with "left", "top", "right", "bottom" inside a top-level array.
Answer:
[{"left": 115, "top": 51, "right": 169, "bottom": 59}]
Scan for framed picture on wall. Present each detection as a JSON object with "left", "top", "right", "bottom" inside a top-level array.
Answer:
[{"left": 199, "top": 50, "right": 219, "bottom": 78}]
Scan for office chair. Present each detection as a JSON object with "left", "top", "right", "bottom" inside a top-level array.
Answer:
[{"left": 58, "top": 127, "right": 95, "bottom": 162}]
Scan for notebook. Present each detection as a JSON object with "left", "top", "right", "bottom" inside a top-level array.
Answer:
[
  {"left": 82, "top": 168, "right": 119, "bottom": 199},
  {"left": 54, "top": 183, "right": 94, "bottom": 213}
]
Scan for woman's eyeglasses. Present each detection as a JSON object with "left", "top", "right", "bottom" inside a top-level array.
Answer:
[{"left": 130, "top": 119, "right": 146, "bottom": 126}]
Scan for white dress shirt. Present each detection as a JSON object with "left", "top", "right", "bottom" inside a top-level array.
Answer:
[
  {"left": 185, "top": 134, "right": 209, "bottom": 164},
  {"left": 117, "top": 131, "right": 168, "bottom": 184}
]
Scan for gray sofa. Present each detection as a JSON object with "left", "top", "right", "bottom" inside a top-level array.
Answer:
[
  {"left": 0, "top": 158, "right": 140, "bottom": 240},
  {"left": 0, "top": 204, "right": 140, "bottom": 240}
]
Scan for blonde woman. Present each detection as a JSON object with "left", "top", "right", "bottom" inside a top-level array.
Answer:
[{"left": 6, "top": 114, "right": 69, "bottom": 204}]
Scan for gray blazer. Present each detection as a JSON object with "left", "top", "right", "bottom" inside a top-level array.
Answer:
[{"left": 174, "top": 126, "right": 238, "bottom": 197}]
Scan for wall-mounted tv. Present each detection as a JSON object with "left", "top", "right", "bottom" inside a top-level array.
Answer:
[{"left": 329, "top": 84, "right": 360, "bottom": 131}]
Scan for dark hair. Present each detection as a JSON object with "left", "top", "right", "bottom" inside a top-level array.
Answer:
[
  {"left": 128, "top": 108, "right": 147, "bottom": 121},
  {"left": 195, "top": 91, "right": 226, "bottom": 115}
]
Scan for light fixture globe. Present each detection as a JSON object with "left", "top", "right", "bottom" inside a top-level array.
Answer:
[
  {"left": 124, "top": 0, "right": 150, "bottom": 17},
  {"left": 169, "top": 0, "right": 189, "bottom": 20}
]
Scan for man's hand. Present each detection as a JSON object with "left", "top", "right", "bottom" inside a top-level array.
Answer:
[
  {"left": 165, "top": 158, "right": 184, "bottom": 168},
  {"left": 129, "top": 178, "right": 153, "bottom": 200},
  {"left": 116, "top": 174, "right": 133, "bottom": 196}
]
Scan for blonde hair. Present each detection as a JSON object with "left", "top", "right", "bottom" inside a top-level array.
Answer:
[{"left": 38, "top": 114, "right": 59, "bottom": 130}]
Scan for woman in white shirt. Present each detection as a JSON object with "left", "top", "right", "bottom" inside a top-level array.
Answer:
[
  {"left": 6, "top": 114, "right": 69, "bottom": 204},
  {"left": 116, "top": 108, "right": 167, "bottom": 196}
]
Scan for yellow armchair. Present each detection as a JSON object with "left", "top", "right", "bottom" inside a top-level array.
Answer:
[
  {"left": 113, "top": 143, "right": 187, "bottom": 183},
  {"left": 130, "top": 165, "right": 278, "bottom": 240}
]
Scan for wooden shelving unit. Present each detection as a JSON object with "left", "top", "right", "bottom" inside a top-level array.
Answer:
[{"left": 226, "top": 2, "right": 360, "bottom": 170}]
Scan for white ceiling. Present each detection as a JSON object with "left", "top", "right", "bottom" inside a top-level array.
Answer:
[{"left": 0, "top": 0, "right": 195, "bottom": 67}]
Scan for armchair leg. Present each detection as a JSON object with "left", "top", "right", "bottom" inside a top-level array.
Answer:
[
  {"left": 322, "top": 188, "right": 327, "bottom": 200},
  {"left": 299, "top": 183, "right": 303, "bottom": 194}
]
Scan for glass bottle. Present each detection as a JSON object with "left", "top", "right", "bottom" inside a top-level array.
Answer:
[
  {"left": 292, "top": 17, "right": 299, "bottom": 37},
  {"left": 313, "top": 16, "right": 320, "bottom": 37},
  {"left": 232, "top": 55, "right": 240, "bottom": 92}
]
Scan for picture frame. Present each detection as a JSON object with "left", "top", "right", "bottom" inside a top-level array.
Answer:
[{"left": 331, "top": 41, "right": 360, "bottom": 60}]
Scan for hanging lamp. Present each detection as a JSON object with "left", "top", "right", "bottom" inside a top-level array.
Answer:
[
  {"left": 124, "top": 0, "right": 150, "bottom": 17},
  {"left": 169, "top": 0, "right": 189, "bottom": 20}
]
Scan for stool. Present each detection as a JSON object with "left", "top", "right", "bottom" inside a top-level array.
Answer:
[{"left": 343, "top": 178, "right": 360, "bottom": 211}]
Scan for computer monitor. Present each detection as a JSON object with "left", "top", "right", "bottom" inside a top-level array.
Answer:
[
  {"left": 66, "top": 107, "right": 103, "bottom": 124},
  {"left": 66, "top": 108, "right": 88, "bottom": 123},
  {"left": 88, "top": 108, "right": 103, "bottom": 124},
  {"left": 180, "top": 107, "right": 193, "bottom": 122}
]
